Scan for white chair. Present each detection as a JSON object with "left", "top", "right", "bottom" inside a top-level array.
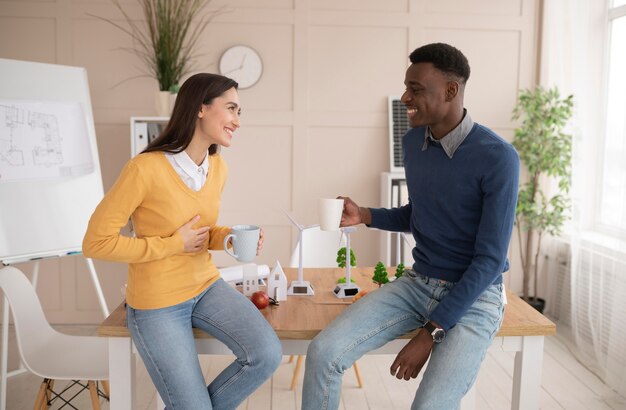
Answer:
[
  {"left": 290, "top": 226, "right": 346, "bottom": 268},
  {"left": 287, "top": 227, "right": 363, "bottom": 389},
  {"left": 0, "top": 266, "right": 109, "bottom": 409}
]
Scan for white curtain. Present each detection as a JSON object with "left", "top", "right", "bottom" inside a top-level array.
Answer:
[{"left": 542, "top": 0, "right": 626, "bottom": 396}]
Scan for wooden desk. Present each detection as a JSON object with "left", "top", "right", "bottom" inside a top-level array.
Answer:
[{"left": 99, "top": 267, "right": 555, "bottom": 410}]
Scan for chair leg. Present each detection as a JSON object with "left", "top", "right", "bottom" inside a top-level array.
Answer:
[
  {"left": 353, "top": 361, "right": 363, "bottom": 388},
  {"left": 33, "top": 379, "right": 48, "bottom": 410},
  {"left": 100, "top": 380, "right": 110, "bottom": 398},
  {"left": 87, "top": 381, "right": 101, "bottom": 410},
  {"left": 290, "top": 355, "right": 305, "bottom": 390},
  {"left": 288, "top": 355, "right": 294, "bottom": 364},
  {"left": 42, "top": 379, "right": 54, "bottom": 409},
  {"left": 289, "top": 356, "right": 363, "bottom": 390}
]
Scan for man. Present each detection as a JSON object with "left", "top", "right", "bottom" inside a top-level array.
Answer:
[{"left": 302, "top": 43, "right": 520, "bottom": 409}]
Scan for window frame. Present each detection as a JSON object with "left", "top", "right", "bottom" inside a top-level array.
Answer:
[{"left": 594, "top": 2, "right": 626, "bottom": 239}]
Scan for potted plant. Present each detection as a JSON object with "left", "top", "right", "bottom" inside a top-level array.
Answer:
[
  {"left": 92, "top": 0, "right": 222, "bottom": 115},
  {"left": 511, "top": 86, "right": 574, "bottom": 312}
]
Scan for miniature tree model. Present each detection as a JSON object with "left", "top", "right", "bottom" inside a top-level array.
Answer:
[
  {"left": 336, "top": 247, "right": 356, "bottom": 269},
  {"left": 336, "top": 246, "right": 357, "bottom": 284},
  {"left": 395, "top": 263, "right": 405, "bottom": 279},
  {"left": 372, "top": 262, "right": 389, "bottom": 287}
]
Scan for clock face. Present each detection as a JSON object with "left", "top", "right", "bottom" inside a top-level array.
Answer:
[{"left": 219, "top": 45, "right": 263, "bottom": 89}]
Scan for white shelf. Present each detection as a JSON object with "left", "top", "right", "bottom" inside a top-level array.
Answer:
[
  {"left": 379, "top": 172, "right": 414, "bottom": 266},
  {"left": 130, "top": 116, "right": 169, "bottom": 157}
]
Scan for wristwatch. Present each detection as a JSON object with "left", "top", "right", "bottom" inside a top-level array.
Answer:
[{"left": 423, "top": 321, "right": 446, "bottom": 343}]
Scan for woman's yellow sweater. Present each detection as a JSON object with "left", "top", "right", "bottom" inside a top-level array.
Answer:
[{"left": 83, "top": 151, "right": 231, "bottom": 309}]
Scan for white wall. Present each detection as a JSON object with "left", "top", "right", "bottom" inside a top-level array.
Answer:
[{"left": 0, "top": 0, "right": 539, "bottom": 323}]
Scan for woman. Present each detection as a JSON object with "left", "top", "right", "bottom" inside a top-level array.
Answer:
[{"left": 83, "top": 73, "right": 282, "bottom": 409}]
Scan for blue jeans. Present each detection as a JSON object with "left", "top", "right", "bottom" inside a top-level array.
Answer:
[
  {"left": 302, "top": 270, "right": 504, "bottom": 410},
  {"left": 127, "top": 278, "right": 282, "bottom": 410}
]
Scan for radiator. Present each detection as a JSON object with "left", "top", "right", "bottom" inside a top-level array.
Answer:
[{"left": 547, "top": 239, "right": 626, "bottom": 390}]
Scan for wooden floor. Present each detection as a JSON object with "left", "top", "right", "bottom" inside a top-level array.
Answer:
[{"left": 3, "top": 325, "right": 625, "bottom": 410}]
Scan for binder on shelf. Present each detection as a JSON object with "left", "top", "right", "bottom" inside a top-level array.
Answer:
[
  {"left": 132, "top": 121, "right": 148, "bottom": 157},
  {"left": 130, "top": 117, "right": 169, "bottom": 157},
  {"left": 399, "top": 179, "right": 409, "bottom": 206}
]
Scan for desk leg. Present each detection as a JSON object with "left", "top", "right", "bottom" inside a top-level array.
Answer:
[
  {"left": 109, "top": 337, "right": 135, "bottom": 410},
  {"left": 511, "top": 335, "right": 544, "bottom": 410},
  {"left": 85, "top": 258, "right": 110, "bottom": 317}
]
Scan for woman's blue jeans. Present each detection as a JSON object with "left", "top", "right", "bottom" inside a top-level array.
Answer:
[
  {"left": 302, "top": 270, "right": 504, "bottom": 410},
  {"left": 127, "top": 278, "right": 282, "bottom": 410}
]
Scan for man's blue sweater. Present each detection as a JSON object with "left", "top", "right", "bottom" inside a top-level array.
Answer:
[{"left": 370, "top": 123, "right": 520, "bottom": 330}]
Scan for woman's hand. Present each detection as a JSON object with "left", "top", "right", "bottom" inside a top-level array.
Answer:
[
  {"left": 257, "top": 228, "right": 264, "bottom": 255},
  {"left": 177, "top": 215, "right": 210, "bottom": 253}
]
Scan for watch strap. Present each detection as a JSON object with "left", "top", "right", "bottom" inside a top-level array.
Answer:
[
  {"left": 423, "top": 321, "right": 446, "bottom": 343},
  {"left": 423, "top": 321, "right": 437, "bottom": 334}
]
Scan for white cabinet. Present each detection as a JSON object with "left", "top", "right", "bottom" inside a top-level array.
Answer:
[
  {"left": 379, "top": 172, "right": 415, "bottom": 267},
  {"left": 130, "top": 116, "right": 169, "bottom": 157}
]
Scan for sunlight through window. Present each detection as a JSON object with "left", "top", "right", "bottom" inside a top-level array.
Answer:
[{"left": 599, "top": 9, "right": 626, "bottom": 234}]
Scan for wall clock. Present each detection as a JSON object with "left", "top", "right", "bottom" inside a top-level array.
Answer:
[{"left": 218, "top": 45, "right": 263, "bottom": 89}]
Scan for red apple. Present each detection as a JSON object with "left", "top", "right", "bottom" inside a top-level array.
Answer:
[{"left": 250, "top": 290, "right": 270, "bottom": 309}]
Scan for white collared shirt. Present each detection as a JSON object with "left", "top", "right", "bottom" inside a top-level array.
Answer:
[{"left": 165, "top": 150, "right": 209, "bottom": 191}]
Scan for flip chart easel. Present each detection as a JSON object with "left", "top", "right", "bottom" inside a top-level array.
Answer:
[{"left": 0, "top": 58, "right": 109, "bottom": 410}]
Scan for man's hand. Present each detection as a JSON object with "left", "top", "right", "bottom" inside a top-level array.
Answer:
[
  {"left": 338, "top": 196, "right": 371, "bottom": 226},
  {"left": 390, "top": 328, "right": 434, "bottom": 380},
  {"left": 177, "top": 215, "right": 210, "bottom": 253}
]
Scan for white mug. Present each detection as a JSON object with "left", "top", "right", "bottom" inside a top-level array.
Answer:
[
  {"left": 318, "top": 198, "right": 344, "bottom": 231},
  {"left": 224, "top": 225, "right": 260, "bottom": 262}
]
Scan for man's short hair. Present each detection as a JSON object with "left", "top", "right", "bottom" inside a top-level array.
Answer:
[{"left": 409, "top": 43, "right": 470, "bottom": 84}]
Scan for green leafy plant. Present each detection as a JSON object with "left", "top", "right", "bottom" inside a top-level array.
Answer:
[
  {"left": 512, "top": 86, "right": 573, "bottom": 302},
  {"left": 336, "top": 247, "right": 356, "bottom": 269},
  {"left": 336, "top": 277, "right": 356, "bottom": 284},
  {"left": 395, "top": 263, "right": 405, "bottom": 279},
  {"left": 372, "top": 262, "right": 389, "bottom": 287},
  {"left": 92, "top": 0, "right": 223, "bottom": 91}
]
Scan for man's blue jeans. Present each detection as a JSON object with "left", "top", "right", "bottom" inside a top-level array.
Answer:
[
  {"left": 302, "top": 270, "right": 504, "bottom": 410},
  {"left": 127, "top": 278, "right": 282, "bottom": 410}
]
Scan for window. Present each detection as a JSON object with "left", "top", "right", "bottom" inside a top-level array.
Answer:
[{"left": 597, "top": 2, "right": 626, "bottom": 235}]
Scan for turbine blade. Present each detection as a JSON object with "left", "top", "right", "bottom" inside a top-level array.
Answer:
[{"left": 281, "top": 208, "right": 303, "bottom": 230}]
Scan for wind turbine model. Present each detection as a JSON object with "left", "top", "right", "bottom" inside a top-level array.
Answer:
[
  {"left": 282, "top": 209, "right": 318, "bottom": 295},
  {"left": 333, "top": 226, "right": 361, "bottom": 298}
]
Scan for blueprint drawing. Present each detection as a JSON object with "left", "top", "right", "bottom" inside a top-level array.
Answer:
[{"left": 0, "top": 100, "right": 93, "bottom": 182}]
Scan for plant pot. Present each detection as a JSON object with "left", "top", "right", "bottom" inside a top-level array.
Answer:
[
  {"left": 526, "top": 297, "right": 546, "bottom": 313},
  {"left": 169, "top": 92, "right": 177, "bottom": 113},
  {"left": 155, "top": 90, "right": 172, "bottom": 117}
]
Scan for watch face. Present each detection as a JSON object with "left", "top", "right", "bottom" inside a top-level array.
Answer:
[
  {"left": 424, "top": 322, "right": 446, "bottom": 343},
  {"left": 219, "top": 45, "right": 263, "bottom": 89},
  {"left": 432, "top": 329, "right": 445, "bottom": 343}
]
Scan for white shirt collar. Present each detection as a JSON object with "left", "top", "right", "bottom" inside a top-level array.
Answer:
[
  {"left": 165, "top": 150, "right": 209, "bottom": 191},
  {"left": 172, "top": 150, "right": 209, "bottom": 179},
  {"left": 422, "top": 110, "right": 474, "bottom": 159}
]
